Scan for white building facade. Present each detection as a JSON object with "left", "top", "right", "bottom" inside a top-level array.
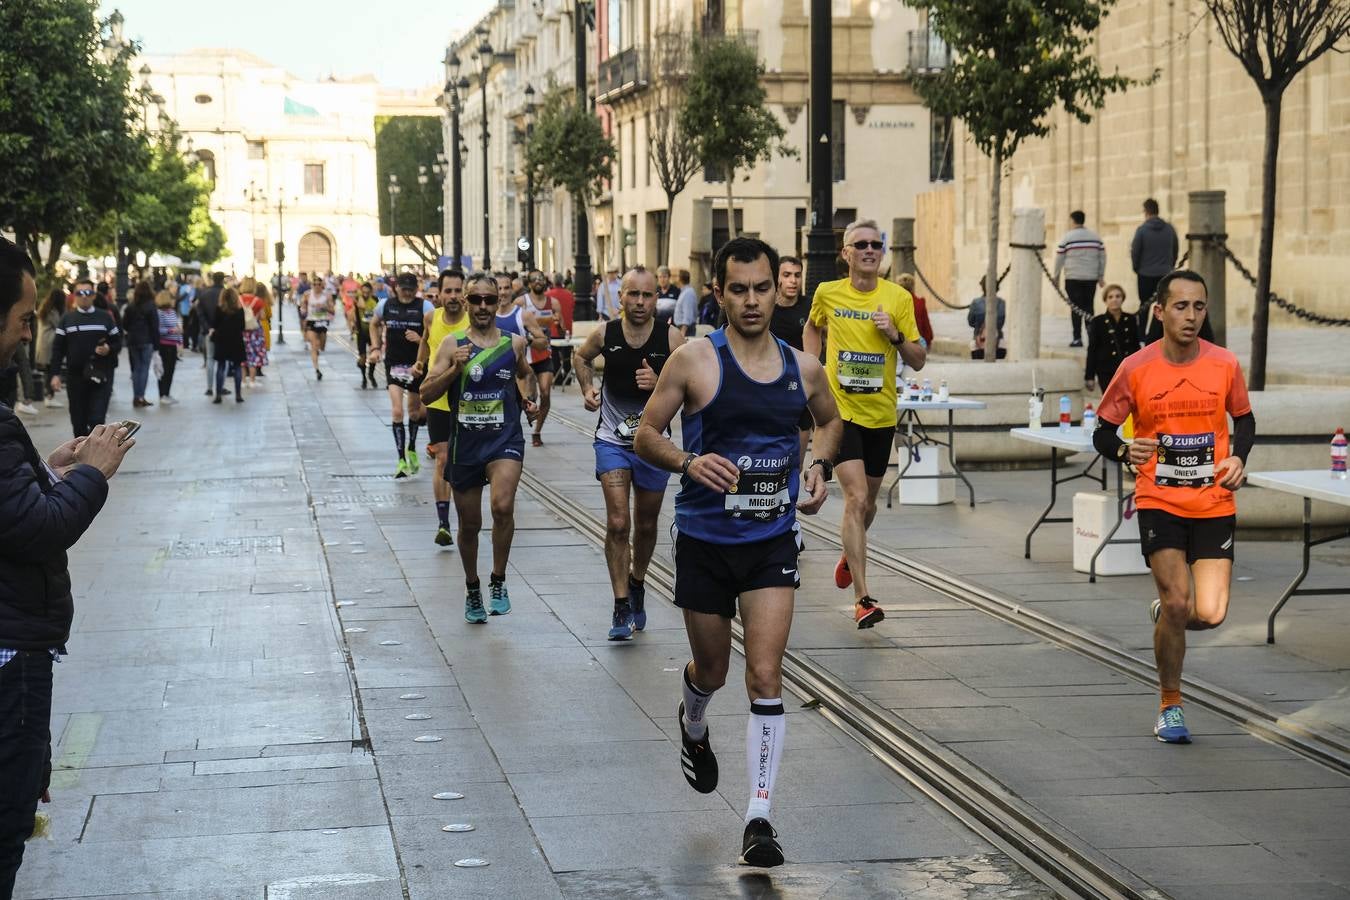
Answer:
[{"left": 142, "top": 49, "right": 384, "bottom": 281}]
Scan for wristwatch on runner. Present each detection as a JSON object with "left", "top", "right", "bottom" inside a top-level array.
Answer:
[
  {"left": 889, "top": 332, "right": 905, "bottom": 346},
  {"left": 809, "top": 458, "right": 834, "bottom": 481},
  {"left": 681, "top": 452, "right": 697, "bottom": 475}
]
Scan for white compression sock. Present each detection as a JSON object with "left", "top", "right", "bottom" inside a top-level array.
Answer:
[
  {"left": 745, "top": 698, "right": 785, "bottom": 823},
  {"left": 682, "top": 662, "right": 714, "bottom": 740}
]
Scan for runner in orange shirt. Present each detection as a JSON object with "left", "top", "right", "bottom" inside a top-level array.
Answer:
[{"left": 1094, "top": 270, "right": 1255, "bottom": 743}]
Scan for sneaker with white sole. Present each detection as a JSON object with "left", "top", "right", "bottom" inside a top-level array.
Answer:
[
  {"left": 15, "top": 402, "right": 37, "bottom": 416},
  {"left": 44, "top": 398, "right": 64, "bottom": 409},
  {"left": 1154, "top": 704, "right": 1191, "bottom": 743},
  {"left": 739, "top": 817, "right": 784, "bottom": 868}
]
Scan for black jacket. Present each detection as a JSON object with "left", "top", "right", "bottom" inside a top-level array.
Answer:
[
  {"left": 0, "top": 405, "right": 108, "bottom": 649},
  {"left": 49, "top": 307, "right": 122, "bottom": 379},
  {"left": 1085, "top": 312, "right": 1141, "bottom": 387},
  {"left": 212, "top": 307, "right": 247, "bottom": 363},
  {"left": 122, "top": 296, "right": 161, "bottom": 348},
  {"left": 198, "top": 285, "right": 223, "bottom": 329}
]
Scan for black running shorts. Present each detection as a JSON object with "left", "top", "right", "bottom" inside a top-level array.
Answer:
[
  {"left": 530, "top": 357, "right": 555, "bottom": 377},
  {"left": 837, "top": 420, "right": 896, "bottom": 479},
  {"left": 1138, "top": 508, "right": 1236, "bottom": 564},
  {"left": 426, "top": 407, "right": 452, "bottom": 446},
  {"left": 384, "top": 361, "right": 424, "bottom": 393},
  {"left": 674, "top": 530, "right": 798, "bottom": 619}
]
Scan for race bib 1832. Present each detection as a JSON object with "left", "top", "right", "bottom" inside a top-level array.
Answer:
[
  {"left": 1154, "top": 432, "right": 1215, "bottom": 488},
  {"left": 837, "top": 350, "right": 885, "bottom": 394}
]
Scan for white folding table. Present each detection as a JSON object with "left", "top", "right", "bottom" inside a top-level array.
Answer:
[
  {"left": 1245, "top": 471, "right": 1350, "bottom": 643},
  {"left": 886, "top": 397, "right": 987, "bottom": 508}
]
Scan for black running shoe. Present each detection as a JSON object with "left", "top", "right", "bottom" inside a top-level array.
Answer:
[
  {"left": 739, "top": 818, "right": 783, "bottom": 868},
  {"left": 678, "top": 701, "right": 718, "bottom": 794}
]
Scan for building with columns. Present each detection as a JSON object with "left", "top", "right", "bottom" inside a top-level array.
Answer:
[
  {"left": 938, "top": 0, "right": 1350, "bottom": 326},
  {"left": 141, "top": 49, "right": 421, "bottom": 281}
]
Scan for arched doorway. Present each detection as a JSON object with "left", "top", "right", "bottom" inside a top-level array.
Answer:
[{"left": 298, "top": 231, "right": 332, "bottom": 276}]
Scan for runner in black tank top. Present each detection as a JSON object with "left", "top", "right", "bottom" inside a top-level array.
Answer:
[
  {"left": 634, "top": 238, "right": 843, "bottom": 869},
  {"left": 573, "top": 268, "right": 685, "bottom": 641},
  {"left": 369, "top": 273, "right": 434, "bottom": 478}
]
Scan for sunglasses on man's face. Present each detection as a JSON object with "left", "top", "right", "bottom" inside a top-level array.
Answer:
[
  {"left": 850, "top": 240, "right": 885, "bottom": 251},
  {"left": 75, "top": 289, "right": 95, "bottom": 297},
  {"left": 465, "top": 294, "right": 497, "bottom": 306}
]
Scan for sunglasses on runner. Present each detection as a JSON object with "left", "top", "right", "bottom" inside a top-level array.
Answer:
[
  {"left": 850, "top": 240, "right": 885, "bottom": 251},
  {"left": 75, "top": 289, "right": 95, "bottom": 296},
  {"left": 465, "top": 293, "right": 497, "bottom": 305}
]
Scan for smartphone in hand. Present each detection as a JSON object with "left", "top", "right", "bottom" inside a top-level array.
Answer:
[{"left": 117, "top": 420, "right": 142, "bottom": 444}]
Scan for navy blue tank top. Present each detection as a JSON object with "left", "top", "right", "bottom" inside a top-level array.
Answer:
[
  {"left": 496, "top": 308, "right": 524, "bottom": 336},
  {"left": 449, "top": 334, "right": 524, "bottom": 465},
  {"left": 675, "top": 328, "right": 806, "bottom": 544}
]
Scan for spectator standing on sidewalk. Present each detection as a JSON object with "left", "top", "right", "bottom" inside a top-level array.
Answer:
[
  {"left": 197, "top": 272, "right": 225, "bottom": 397},
  {"left": 674, "top": 269, "right": 699, "bottom": 337},
  {"left": 122, "top": 281, "right": 160, "bottom": 408},
  {"left": 1053, "top": 210, "right": 1106, "bottom": 347},
  {"left": 1130, "top": 198, "right": 1179, "bottom": 333},
  {"left": 154, "top": 288, "right": 183, "bottom": 404},
  {"left": 0, "top": 237, "right": 135, "bottom": 897},
  {"left": 34, "top": 288, "right": 66, "bottom": 410},
  {"left": 1084, "top": 284, "right": 1140, "bottom": 392},
  {"left": 895, "top": 274, "right": 935, "bottom": 348},
  {"left": 210, "top": 287, "right": 247, "bottom": 404},
  {"left": 49, "top": 280, "right": 121, "bottom": 438},
  {"left": 966, "top": 276, "right": 1007, "bottom": 360}
]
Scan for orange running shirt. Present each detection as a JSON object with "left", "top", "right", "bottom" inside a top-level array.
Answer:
[{"left": 1097, "top": 340, "right": 1252, "bottom": 519}]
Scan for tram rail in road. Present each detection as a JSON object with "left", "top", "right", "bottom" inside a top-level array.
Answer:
[{"left": 542, "top": 409, "right": 1350, "bottom": 781}]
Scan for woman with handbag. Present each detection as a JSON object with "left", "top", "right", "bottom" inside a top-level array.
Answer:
[
  {"left": 210, "top": 288, "right": 247, "bottom": 404},
  {"left": 154, "top": 288, "right": 183, "bottom": 404}
]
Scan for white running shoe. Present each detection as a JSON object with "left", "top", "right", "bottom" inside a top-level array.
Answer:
[
  {"left": 44, "top": 397, "right": 64, "bottom": 408},
  {"left": 15, "top": 402, "right": 38, "bottom": 416}
]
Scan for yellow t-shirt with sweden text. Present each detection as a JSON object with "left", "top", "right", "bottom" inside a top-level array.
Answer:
[
  {"left": 426, "top": 307, "right": 470, "bottom": 411},
  {"left": 809, "top": 277, "right": 920, "bottom": 429}
]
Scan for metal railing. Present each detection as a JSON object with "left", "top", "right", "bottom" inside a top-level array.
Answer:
[
  {"left": 596, "top": 45, "right": 649, "bottom": 102},
  {"left": 908, "top": 29, "right": 951, "bottom": 73}
]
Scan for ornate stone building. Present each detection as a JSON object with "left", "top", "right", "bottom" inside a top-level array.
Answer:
[{"left": 941, "top": 0, "right": 1350, "bottom": 326}]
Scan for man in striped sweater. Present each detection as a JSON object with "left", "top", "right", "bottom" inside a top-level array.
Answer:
[
  {"left": 48, "top": 279, "right": 122, "bottom": 438},
  {"left": 1052, "top": 210, "right": 1107, "bottom": 348}
]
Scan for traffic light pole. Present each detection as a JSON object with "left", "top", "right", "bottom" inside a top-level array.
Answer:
[{"left": 804, "top": 0, "right": 834, "bottom": 305}]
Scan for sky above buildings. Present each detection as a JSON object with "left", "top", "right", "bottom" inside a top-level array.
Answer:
[{"left": 99, "top": 0, "right": 496, "bottom": 90}]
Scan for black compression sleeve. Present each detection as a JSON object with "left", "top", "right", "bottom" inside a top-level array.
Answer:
[
  {"left": 1231, "top": 412, "right": 1256, "bottom": 465},
  {"left": 1093, "top": 418, "right": 1128, "bottom": 460}
]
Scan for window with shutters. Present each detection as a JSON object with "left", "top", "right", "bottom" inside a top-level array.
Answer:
[{"left": 304, "top": 163, "right": 325, "bottom": 195}]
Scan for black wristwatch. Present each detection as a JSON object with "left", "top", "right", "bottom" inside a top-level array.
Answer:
[
  {"left": 889, "top": 332, "right": 905, "bottom": 347},
  {"left": 809, "top": 458, "right": 834, "bottom": 481},
  {"left": 680, "top": 452, "right": 697, "bottom": 476}
]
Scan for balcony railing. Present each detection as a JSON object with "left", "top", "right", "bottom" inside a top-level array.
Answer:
[
  {"left": 907, "top": 29, "right": 951, "bottom": 74},
  {"left": 596, "top": 45, "right": 649, "bottom": 103}
]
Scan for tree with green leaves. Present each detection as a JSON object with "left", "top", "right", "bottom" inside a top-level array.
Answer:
[
  {"left": 524, "top": 87, "right": 615, "bottom": 230},
  {"left": 681, "top": 35, "right": 795, "bottom": 242},
  {"left": 375, "top": 116, "right": 445, "bottom": 267},
  {"left": 647, "top": 33, "right": 701, "bottom": 264},
  {"left": 0, "top": 0, "right": 145, "bottom": 285},
  {"left": 72, "top": 127, "right": 226, "bottom": 265},
  {"left": 1205, "top": 0, "right": 1350, "bottom": 390},
  {"left": 909, "top": 1, "right": 1139, "bottom": 360}
]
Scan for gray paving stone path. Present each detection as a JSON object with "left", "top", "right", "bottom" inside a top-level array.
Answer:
[{"left": 14, "top": 330, "right": 1051, "bottom": 899}]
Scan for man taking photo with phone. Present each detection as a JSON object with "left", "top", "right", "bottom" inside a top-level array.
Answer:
[{"left": 0, "top": 237, "right": 136, "bottom": 896}]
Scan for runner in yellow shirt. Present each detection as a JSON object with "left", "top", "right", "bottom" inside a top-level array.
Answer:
[
  {"left": 417, "top": 268, "right": 470, "bottom": 547},
  {"left": 803, "top": 218, "right": 927, "bottom": 628}
]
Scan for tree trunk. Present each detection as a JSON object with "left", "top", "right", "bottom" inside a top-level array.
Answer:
[
  {"left": 1249, "top": 92, "right": 1282, "bottom": 392},
  {"left": 724, "top": 168, "right": 738, "bottom": 241},
  {"left": 663, "top": 194, "right": 676, "bottom": 265},
  {"left": 984, "top": 147, "right": 1003, "bottom": 364}
]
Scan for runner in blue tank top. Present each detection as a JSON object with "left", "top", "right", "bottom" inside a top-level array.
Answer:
[
  {"left": 635, "top": 237, "right": 842, "bottom": 869},
  {"left": 421, "top": 272, "right": 539, "bottom": 625}
]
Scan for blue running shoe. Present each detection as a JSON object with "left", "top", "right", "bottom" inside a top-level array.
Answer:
[
  {"left": 629, "top": 578, "right": 647, "bottom": 631},
  {"left": 608, "top": 603, "right": 635, "bottom": 641},
  {"left": 488, "top": 579, "right": 511, "bottom": 616},
  {"left": 1154, "top": 704, "right": 1191, "bottom": 743},
  {"left": 464, "top": 587, "right": 487, "bottom": 624}
]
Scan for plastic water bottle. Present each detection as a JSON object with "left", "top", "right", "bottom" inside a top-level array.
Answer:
[
  {"left": 938, "top": 379, "right": 950, "bottom": 402},
  {"left": 1029, "top": 392, "right": 1044, "bottom": 430},
  {"left": 921, "top": 378, "right": 933, "bottom": 402},
  {"left": 1081, "top": 403, "right": 1096, "bottom": 438},
  {"left": 1058, "top": 395, "right": 1072, "bottom": 432},
  {"left": 1333, "top": 427, "right": 1348, "bottom": 480}
]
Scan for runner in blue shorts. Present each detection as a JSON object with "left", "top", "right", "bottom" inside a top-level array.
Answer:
[
  {"left": 420, "top": 272, "right": 538, "bottom": 625},
  {"left": 574, "top": 266, "right": 686, "bottom": 641}
]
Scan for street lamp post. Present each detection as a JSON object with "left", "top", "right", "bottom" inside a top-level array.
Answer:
[
  {"left": 804, "top": 0, "right": 835, "bottom": 306},
  {"left": 417, "top": 164, "right": 429, "bottom": 274},
  {"left": 275, "top": 196, "right": 288, "bottom": 344},
  {"left": 476, "top": 27, "right": 493, "bottom": 270},
  {"left": 388, "top": 174, "right": 401, "bottom": 273},
  {"left": 571, "top": 1, "right": 594, "bottom": 319},
  {"left": 523, "top": 84, "right": 537, "bottom": 270},
  {"left": 447, "top": 75, "right": 468, "bottom": 266},
  {"left": 244, "top": 181, "right": 265, "bottom": 278}
]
